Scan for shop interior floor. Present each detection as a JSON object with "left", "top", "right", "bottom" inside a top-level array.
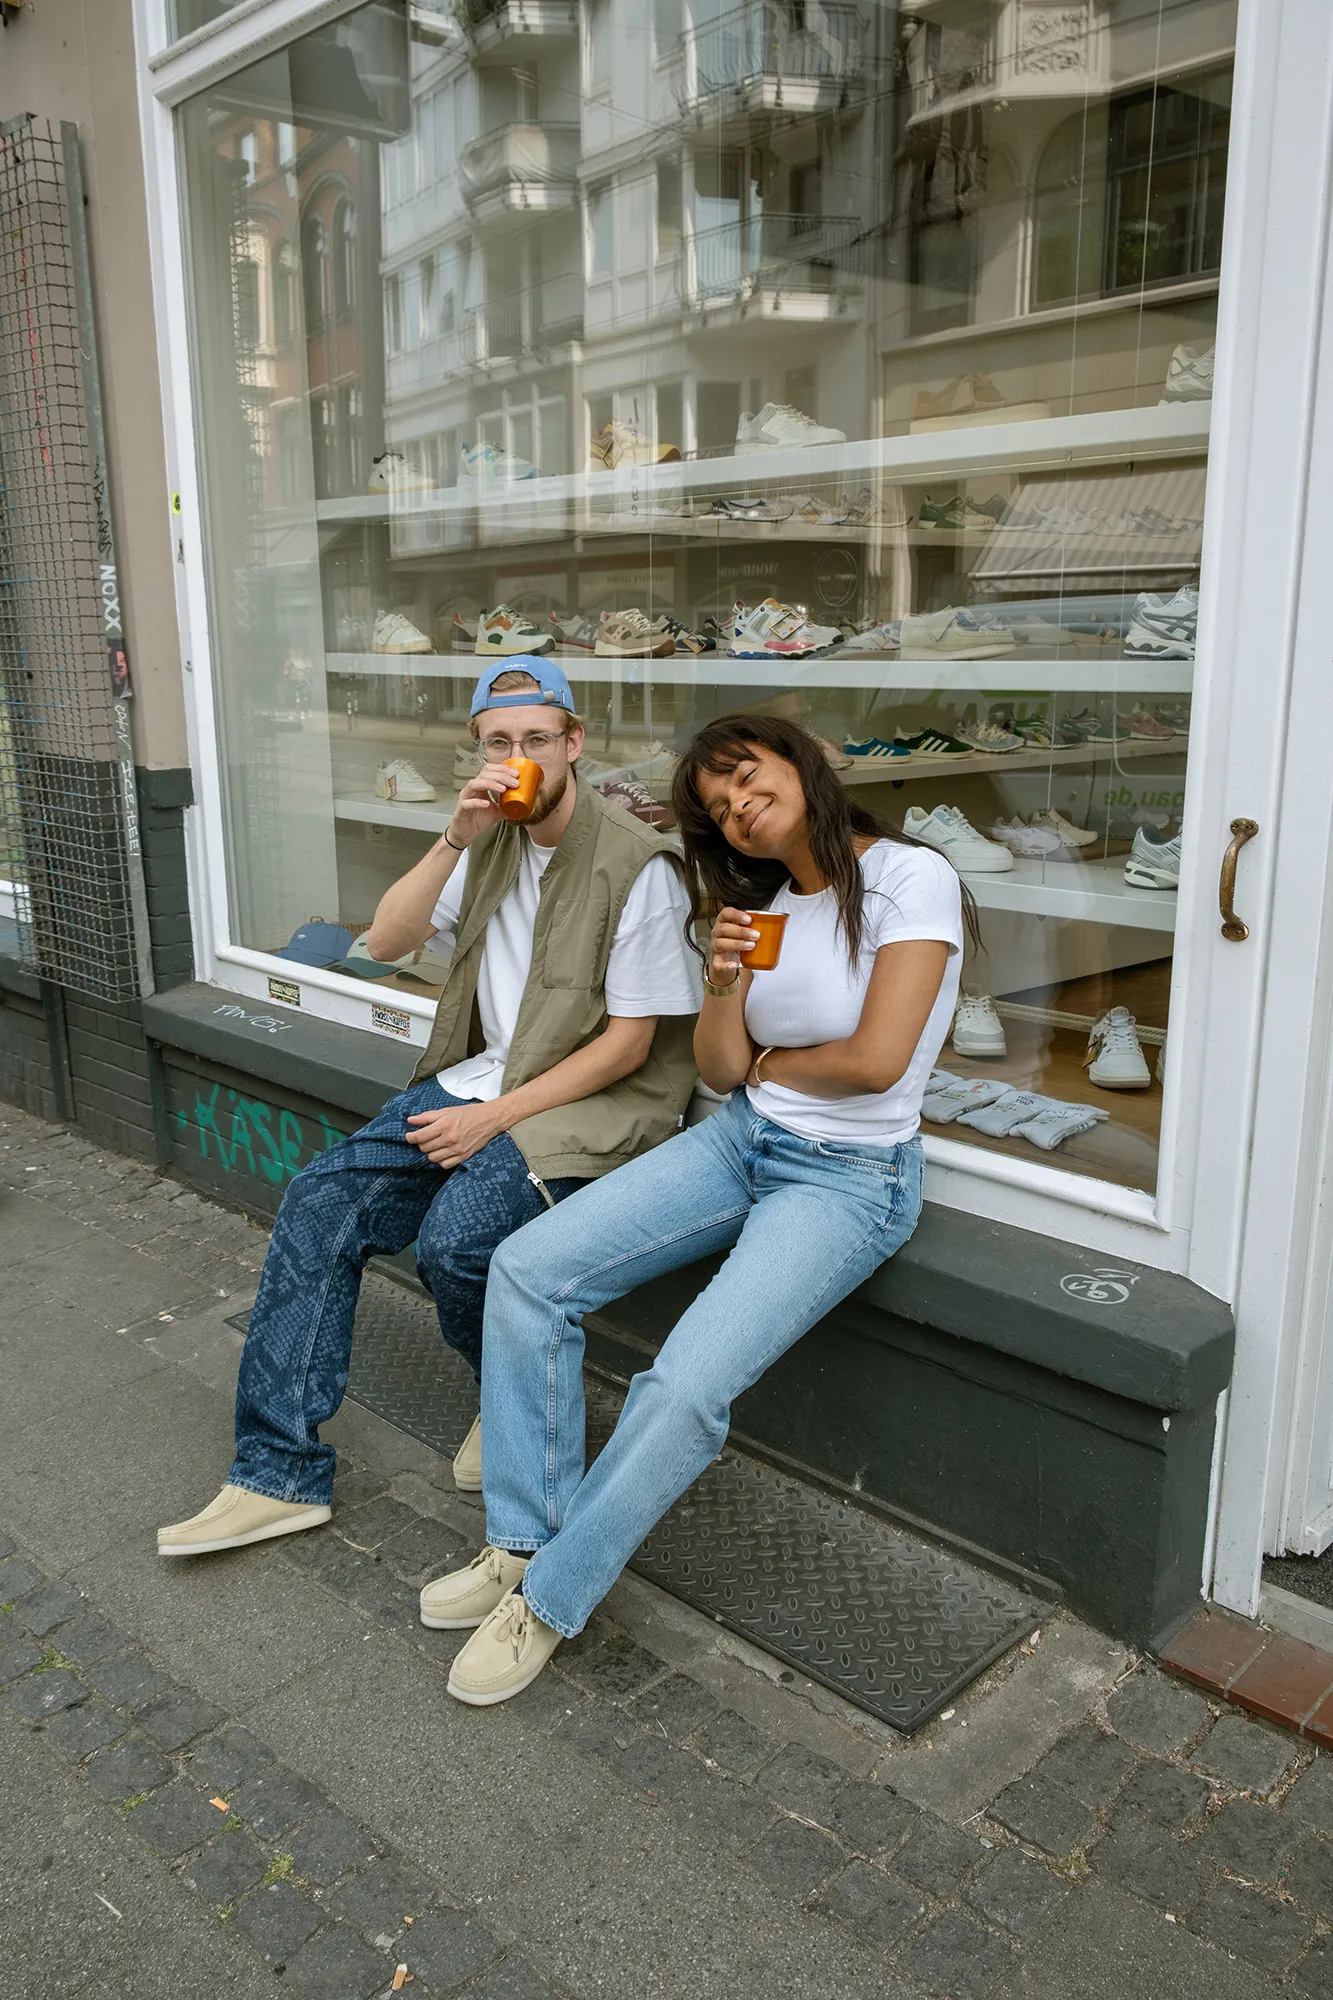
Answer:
[{"left": 228, "top": 1282, "right": 1053, "bottom": 1734}]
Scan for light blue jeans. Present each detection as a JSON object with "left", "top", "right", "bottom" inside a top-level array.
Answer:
[{"left": 481, "top": 1090, "right": 924, "bottom": 1637}]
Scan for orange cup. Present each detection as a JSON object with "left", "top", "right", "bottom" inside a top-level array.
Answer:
[
  {"left": 745, "top": 911, "right": 788, "bottom": 971},
  {"left": 497, "top": 758, "right": 542, "bottom": 822}
]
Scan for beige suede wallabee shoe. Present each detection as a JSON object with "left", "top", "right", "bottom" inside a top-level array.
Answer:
[
  {"left": 419, "top": 1545, "right": 528, "bottom": 1630},
  {"left": 452, "top": 1414, "right": 483, "bottom": 1492},
  {"left": 157, "top": 1484, "right": 331, "bottom": 1557},
  {"left": 447, "top": 1587, "right": 562, "bottom": 1705}
]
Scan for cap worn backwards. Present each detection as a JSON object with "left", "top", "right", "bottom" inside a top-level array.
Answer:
[{"left": 470, "top": 656, "right": 576, "bottom": 718}]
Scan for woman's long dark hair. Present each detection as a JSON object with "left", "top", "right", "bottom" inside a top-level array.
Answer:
[{"left": 670, "top": 713, "right": 977, "bottom": 962}]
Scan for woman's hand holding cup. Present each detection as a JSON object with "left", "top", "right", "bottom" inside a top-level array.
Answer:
[{"left": 709, "top": 906, "right": 761, "bottom": 988}]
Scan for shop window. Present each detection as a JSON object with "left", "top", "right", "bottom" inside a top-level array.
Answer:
[
  {"left": 237, "top": 128, "right": 258, "bottom": 184},
  {"left": 587, "top": 0, "right": 612, "bottom": 93},
  {"left": 653, "top": 0, "right": 682, "bottom": 61},
  {"left": 656, "top": 161, "right": 682, "bottom": 259},
  {"left": 790, "top": 160, "right": 820, "bottom": 226},
  {"left": 1106, "top": 75, "right": 1230, "bottom": 294},
  {"left": 334, "top": 198, "right": 357, "bottom": 315},
  {"left": 384, "top": 271, "right": 402, "bottom": 353},
  {"left": 587, "top": 181, "right": 613, "bottom": 278},
  {"left": 1031, "top": 115, "right": 1107, "bottom": 310}
]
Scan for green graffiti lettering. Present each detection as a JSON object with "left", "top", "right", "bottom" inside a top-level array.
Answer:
[
  {"left": 225, "top": 1093, "right": 257, "bottom": 1177},
  {"left": 318, "top": 1114, "right": 347, "bottom": 1151},
  {"left": 249, "top": 1102, "right": 284, "bottom": 1185},
  {"left": 279, "top": 1109, "right": 303, "bottom": 1175},
  {"left": 193, "top": 1083, "right": 225, "bottom": 1167}
]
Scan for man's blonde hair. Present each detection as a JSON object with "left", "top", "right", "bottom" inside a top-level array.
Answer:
[{"left": 469, "top": 668, "right": 581, "bottom": 739}]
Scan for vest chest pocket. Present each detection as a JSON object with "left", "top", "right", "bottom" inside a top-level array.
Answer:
[{"left": 539, "top": 880, "right": 612, "bottom": 990}]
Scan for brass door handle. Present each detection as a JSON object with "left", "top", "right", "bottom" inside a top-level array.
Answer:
[{"left": 1219, "top": 818, "right": 1258, "bottom": 941}]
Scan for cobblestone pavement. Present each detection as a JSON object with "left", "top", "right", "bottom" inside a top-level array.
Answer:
[{"left": 2, "top": 1101, "right": 1331, "bottom": 1999}]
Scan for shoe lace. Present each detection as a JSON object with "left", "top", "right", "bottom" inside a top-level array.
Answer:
[
  {"left": 470, "top": 1545, "right": 510, "bottom": 1585},
  {"left": 1094, "top": 1008, "right": 1139, "bottom": 1055},
  {"left": 489, "top": 1589, "right": 532, "bottom": 1661}
]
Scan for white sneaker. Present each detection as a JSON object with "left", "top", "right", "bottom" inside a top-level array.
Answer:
[
  {"left": 1011, "top": 1102, "right": 1109, "bottom": 1150},
  {"left": 1085, "top": 1006, "right": 1151, "bottom": 1089},
  {"left": 787, "top": 492, "right": 852, "bottom": 527},
  {"left": 376, "top": 759, "right": 437, "bottom": 804},
  {"left": 1160, "top": 342, "right": 1215, "bottom": 404},
  {"left": 728, "top": 598, "right": 842, "bottom": 658},
  {"left": 589, "top": 419, "right": 681, "bottom": 470},
  {"left": 1124, "top": 587, "right": 1198, "bottom": 660},
  {"left": 952, "top": 993, "right": 1007, "bottom": 1058},
  {"left": 899, "top": 608, "right": 1017, "bottom": 660},
  {"left": 474, "top": 605, "right": 554, "bottom": 656},
  {"left": 989, "top": 818, "right": 1078, "bottom": 862},
  {"left": 371, "top": 610, "right": 432, "bottom": 655},
  {"left": 457, "top": 440, "right": 540, "bottom": 483},
  {"left": 1029, "top": 808, "right": 1097, "bottom": 848},
  {"left": 904, "top": 804, "right": 1014, "bottom": 874},
  {"left": 548, "top": 611, "right": 598, "bottom": 654},
  {"left": 959, "top": 717, "right": 1024, "bottom": 754},
  {"left": 1124, "top": 825, "right": 1182, "bottom": 889},
  {"left": 595, "top": 741, "right": 678, "bottom": 795},
  {"left": 366, "top": 450, "right": 434, "bottom": 495},
  {"left": 835, "top": 621, "right": 900, "bottom": 656},
  {"left": 736, "top": 403, "right": 847, "bottom": 452},
  {"left": 594, "top": 608, "right": 676, "bottom": 658},
  {"left": 453, "top": 744, "right": 481, "bottom": 784}
]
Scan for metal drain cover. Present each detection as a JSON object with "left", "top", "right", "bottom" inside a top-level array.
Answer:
[{"left": 230, "top": 1280, "right": 1051, "bottom": 1733}]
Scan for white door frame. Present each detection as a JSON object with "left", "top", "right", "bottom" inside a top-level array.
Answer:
[{"left": 1181, "top": 0, "right": 1333, "bottom": 1613}]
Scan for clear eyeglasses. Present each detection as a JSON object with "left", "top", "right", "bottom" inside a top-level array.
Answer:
[{"left": 476, "top": 730, "right": 567, "bottom": 763}]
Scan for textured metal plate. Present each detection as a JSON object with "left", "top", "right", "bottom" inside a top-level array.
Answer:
[{"left": 231, "top": 1281, "right": 1051, "bottom": 1733}]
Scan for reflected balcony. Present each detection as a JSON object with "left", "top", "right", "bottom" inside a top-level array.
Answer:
[
  {"left": 671, "top": 1, "right": 866, "bottom": 129},
  {"left": 687, "top": 212, "right": 862, "bottom": 326},
  {"left": 459, "top": 0, "right": 578, "bottom": 60},
  {"left": 459, "top": 123, "right": 580, "bottom": 228},
  {"left": 460, "top": 278, "right": 583, "bottom": 368}
]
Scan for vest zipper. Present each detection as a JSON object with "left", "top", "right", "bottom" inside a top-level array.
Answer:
[{"left": 527, "top": 1171, "right": 556, "bottom": 1209}]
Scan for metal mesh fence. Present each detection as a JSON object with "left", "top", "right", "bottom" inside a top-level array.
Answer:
[{"left": 0, "top": 115, "right": 153, "bottom": 1000}]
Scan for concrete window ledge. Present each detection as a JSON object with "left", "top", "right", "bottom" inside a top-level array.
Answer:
[{"left": 141, "top": 982, "right": 1233, "bottom": 1652}]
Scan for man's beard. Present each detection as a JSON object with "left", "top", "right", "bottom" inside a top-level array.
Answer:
[{"left": 526, "top": 765, "right": 571, "bottom": 826}]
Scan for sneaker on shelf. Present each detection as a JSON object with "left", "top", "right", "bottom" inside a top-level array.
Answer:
[
  {"left": 913, "top": 374, "right": 1006, "bottom": 424},
  {"left": 728, "top": 598, "right": 842, "bottom": 659},
  {"left": 375, "top": 758, "right": 437, "bottom": 804},
  {"left": 835, "top": 621, "right": 900, "bottom": 656},
  {"left": 815, "top": 735, "right": 853, "bottom": 770},
  {"left": 1084, "top": 1006, "right": 1152, "bottom": 1089},
  {"left": 1061, "top": 708, "right": 1123, "bottom": 743},
  {"left": 457, "top": 440, "right": 540, "bottom": 483},
  {"left": 899, "top": 608, "right": 1017, "bottom": 660},
  {"left": 452, "top": 744, "right": 481, "bottom": 784},
  {"left": 594, "top": 742, "right": 678, "bottom": 797},
  {"left": 706, "top": 494, "right": 795, "bottom": 522},
  {"left": 1011, "top": 1101, "right": 1109, "bottom": 1150},
  {"left": 474, "top": 605, "right": 554, "bottom": 656},
  {"left": 653, "top": 614, "right": 716, "bottom": 656},
  {"left": 1104, "top": 805, "right": 1173, "bottom": 846},
  {"left": 371, "top": 610, "right": 433, "bottom": 655},
  {"left": 904, "top": 804, "right": 1014, "bottom": 873},
  {"left": 930, "top": 495, "right": 1001, "bottom": 533},
  {"left": 594, "top": 775, "right": 673, "bottom": 826},
  {"left": 1160, "top": 342, "right": 1215, "bottom": 404},
  {"left": 952, "top": 992, "right": 1007, "bottom": 1058},
  {"left": 843, "top": 486, "right": 910, "bottom": 529},
  {"left": 1125, "top": 586, "right": 1199, "bottom": 660},
  {"left": 787, "top": 492, "right": 852, "bottom": 527},
  {"left": 1152, "top": 703, "right": 1191, "bottom": 735},
  {"left": 589, "top": 419, "right": 682, "bottom": 470},
  {"left": 958, "top": 717, "right": 1024, "bottom": 753},
  {"left": 736, "top": 403, "right": 847, "bottom": 453},
  {"left": 1029, "top": 807, "right": 1098, "bottom": 847},
  {"left": 333, "top": 614, "right": 368, "bottom": 652},
  {"left": 989, "top": 817, "right": 1080, "bottom": 862},
  {"left": 595, "top": 608, "right": 677, "bottom": 658},
  {"left": 1010, "top": 711, "right": 1057, "bottom": 749},
  {"left": 1124, "top": 824, "right": 1182, "bottom": 890},
  {"left": 1119, "top": 706, "right": 1177, "bottom": 741},
  {"left": 366, "top": 450, "right": 434, "bottom": 495},
  {"left": 893, "top": 727, "right": 972, "bottom": 757},
  {"left": 975, "top": 494, "right": 1010, "bottom": 524},
  {"left": 548, "top": 610, "right": 599, "bottom": 655},
  {"left": 844, "top": 736, "right": 912, "bottom": 762},
  {"left": 450, "top": 611, "right": 479, "bottom": 652}
]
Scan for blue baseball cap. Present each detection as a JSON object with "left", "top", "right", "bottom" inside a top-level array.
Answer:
[
  {"left": 274, "top": 921, "right": 354, "bottom": 967},
  {"left": 470, "top": 656, "right": 576, "bottom": 719}
]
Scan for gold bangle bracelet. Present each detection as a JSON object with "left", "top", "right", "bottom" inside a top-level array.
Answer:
[
  {"left": 704, "top": 969, "right": 740, "bottom": 998},
  {"left": 752, "top": 1046, "right": 776, "bottom": 1085}
]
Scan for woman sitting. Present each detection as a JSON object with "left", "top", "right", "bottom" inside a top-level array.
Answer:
[{"left": 423, "top": 713, "right": 967, "bottom": 1704}]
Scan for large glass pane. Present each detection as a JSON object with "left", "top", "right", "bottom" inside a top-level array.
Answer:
[{"left": 181, "top": 0, "right": 1236, "bottom": 1197}]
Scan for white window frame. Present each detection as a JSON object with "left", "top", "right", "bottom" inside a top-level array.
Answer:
[{"left": 128, "top": 0, "right": 1290, "bottom": 1294}]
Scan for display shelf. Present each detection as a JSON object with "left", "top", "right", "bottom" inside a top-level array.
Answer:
[
  {"left": 334, "top": 789, "right": 460, "bottom": 833},
  {"left": 838, "top": 734, "right": 1187, "bottom": 785},
  {"left": 312, "top": 403, "right": 1212, "bottom": 529},
  {"left": 962, "top": 854, "right": 1178, "bottom": 934},
  {"left": 324, "top": 650, "right": 1196, "bottom": 695}
]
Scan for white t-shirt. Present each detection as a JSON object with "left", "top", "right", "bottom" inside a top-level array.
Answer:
[
  {"left": 742, "top": 841, "right": 962, "bottom": 1145},
  {"left": 428, "top": 840, "right": 701, "bottom": 1101}
]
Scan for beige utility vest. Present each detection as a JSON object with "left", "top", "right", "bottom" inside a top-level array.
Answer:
[{"left": 410, "top": 776, "right": 698, "bottom": 1180}]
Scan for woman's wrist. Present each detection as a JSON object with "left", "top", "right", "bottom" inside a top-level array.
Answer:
[{"left": 704, "top": 962, "right": 740, "bottom": 997}]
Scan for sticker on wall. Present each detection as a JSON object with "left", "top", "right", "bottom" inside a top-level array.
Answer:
[
  {"left": 814, "top": 548, "right": 860, "bottom": 610},
  {"left": 267, "top": 976, "right": 301, "bottom": 1008},
  {"left": 371, "top": 1003, "right": 412, "bottom": 1039},
  {"left": 1059, "top": 1269, "right": 1140, "bottom": 1305}
]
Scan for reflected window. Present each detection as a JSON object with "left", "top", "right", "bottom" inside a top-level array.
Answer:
[
  {"left": 334, "top": 198, "right": 357, "bottom": 314},
  {"left": 301, "top": 216, "right": 327, "bottom": 329},
  {"left": 273, "top": 242, "right": 298, "bottom": 343},
  {"left": 236, "top": 255, "right": 261, "bottom": 350},
  {"left": 1032, "top": 116, "right": 1108, "bottom": 310},
  {"left": 1107, "top": 77, "right": 1230, "bottom": 293},
  {"left": 588, "top": 180, "right": 612, "bottom": 277},
  {"left": 385, "top": 271, "right": 402, "bottom": 352}
]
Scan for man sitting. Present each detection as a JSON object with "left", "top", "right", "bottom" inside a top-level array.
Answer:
[{"left": 158, "top": 659, "right": 700, "bottom": 1554}]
